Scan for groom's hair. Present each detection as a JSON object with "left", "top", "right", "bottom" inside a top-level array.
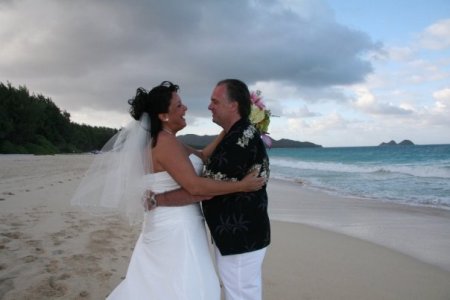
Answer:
[{"left": 217, "top": 79, "right": 251, "bottom": 119}]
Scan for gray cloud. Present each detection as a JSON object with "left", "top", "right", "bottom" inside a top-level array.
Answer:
[
  {"left": 356, "top": 101, "right": 414, "bottom": 116},
  {"left": 0, "top": 0, "right": 381, "bottom": 121},
  {"left": 284, "top": 105, "right": 320, "bottom": 118}
]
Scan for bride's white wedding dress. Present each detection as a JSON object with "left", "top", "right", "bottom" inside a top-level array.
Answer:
[{"left": 107, "top": 155, "right": 220, "bottom": 299}]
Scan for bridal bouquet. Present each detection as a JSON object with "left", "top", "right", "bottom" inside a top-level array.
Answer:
[{"left": 249, "top": 90, "right": 273, "bottom": 147}]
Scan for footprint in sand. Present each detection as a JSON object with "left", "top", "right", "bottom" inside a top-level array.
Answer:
[
  {"left": 2, "top": 232, "right": 23, "bottom": 239},
  {"left": 62, "top": 254, "right": 101, "bottom": 275},
  {"left": 58, "top": 273, "right": 71, "bottom": 280},
  {"left": 10, "top": 222, "right": 23, "bottom": 228},
  {"left": 25, "top": 239, "right": 43, "bottom": 248},
  {"left": 79, "top": 291, "right": 89, "bottom": 298},
  {"left": 23, "top": 239, "right": 45, "bottom": 254},
  {"left": 46, "top": 260, "right": 60, "bottom": 273},
  {"left": 52, "top": 249, "right": 64, "bottom": 255},
  {"left": 27, "top": 276, "right": 68, "bottom": 298},
  {"left": 88, "top": 229, "right": 119, "bottom": 254},
  {"left": 119, "top": 246, "right": 129, "bottom": 251},
  {"left": 67, "top": 224, "right": 81, "bottom": 231},
  {"left": 2, "top": 192, "right": 15, "bottom": 195},
  {"left": 63, "top": 212, "right": 77, "bottom": 220},
  {"left": 53, "top": 240, "right": 63, "bottom": 246},
  {"left": 97, "top": 271, "right": 113, "bottom": 281},
  {"left": 22, "top": 255, "right": 38, "bottom": 263},
  {"left": 51, "top": 230, "right": 69, "bottom": 246}
]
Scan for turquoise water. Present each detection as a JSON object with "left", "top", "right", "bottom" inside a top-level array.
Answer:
[{"left": 268, "top": 144, "right": 450, "bottom": 209}]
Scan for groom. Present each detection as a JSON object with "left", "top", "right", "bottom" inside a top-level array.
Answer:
[{"left": 150, "top": 79, "right": 270, "bottom": 300}]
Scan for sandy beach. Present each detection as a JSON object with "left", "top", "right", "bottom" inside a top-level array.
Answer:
[{"left": 1, "top": 154, "right": 450, "bottom": 299}]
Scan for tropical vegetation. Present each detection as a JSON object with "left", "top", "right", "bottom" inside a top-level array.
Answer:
[{"left": 0, "top": 82, "right": 117, "bottom": 154}]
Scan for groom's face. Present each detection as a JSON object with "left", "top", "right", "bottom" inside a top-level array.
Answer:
[{"left": 208, "top": 84, "right": 234, "bottom": 128}]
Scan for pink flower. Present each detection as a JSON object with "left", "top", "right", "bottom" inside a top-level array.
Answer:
[
  {"left": 261, "top": 133, "right": 273, "bottom": 148},
  {"left": 249, "top": 90, "right": 274, "bottom": 148},
  {"left": 250, "top": 90, "right": 265, "bottom": 110}
]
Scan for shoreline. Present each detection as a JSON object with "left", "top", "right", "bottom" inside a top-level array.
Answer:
[
  {"left": 267, "top": 177, "right": 450, "bottom": 273},
  {"left": 264, "top": 220, "right": 450, "bottom": 300},
  {"left": 1, "top": 154, "right": 450, "bottom": 299}
]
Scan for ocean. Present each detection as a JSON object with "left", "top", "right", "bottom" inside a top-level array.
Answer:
[{"left": 267, "top": 144, "right": 450, "bottom": 210}]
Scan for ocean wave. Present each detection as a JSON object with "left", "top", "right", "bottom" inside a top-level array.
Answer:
[
  {"left": 267, "top": 146, "right": 450, "bottom": 210},
  {"left": 372, "top": 168, "right": 391, "bottom": 174},
  {"left": 269, "top": 171, "right": 450, "bottom": 210},
  {"left": 270, "top": 157, "right": 450, "bottom": 179}
]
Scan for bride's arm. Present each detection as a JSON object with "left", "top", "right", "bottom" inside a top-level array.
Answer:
[
  {"left": 154, "top": 133, "right": 263, "bottom": 197},
  {"left": 199, "top": 130, "right": 225, "bottom": 161},
  {"left": 146, "top": 169, "right": 259, "bottom": 209},
  {"left": 143, "top": 188, "right": 209, "bottom": 209},
  {"left": 182, "top": 130, "right": 225, "bottom": 162}
]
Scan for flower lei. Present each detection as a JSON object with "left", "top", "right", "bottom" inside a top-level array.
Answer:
[{"left": 249, "top": 90, "right": 273, "bottom": 147}]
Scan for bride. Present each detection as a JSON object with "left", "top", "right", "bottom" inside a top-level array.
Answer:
[{"left": 72, "top": 81, "right": 264, "bottom": 299}]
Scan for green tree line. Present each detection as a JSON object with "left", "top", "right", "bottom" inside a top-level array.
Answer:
[{"left": 0, "top": 82, "right": 118, "bottom": 154}]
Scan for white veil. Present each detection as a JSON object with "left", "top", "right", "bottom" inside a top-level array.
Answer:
[{"left": 71, "top": 113, "right": 152, "bottom": 225}]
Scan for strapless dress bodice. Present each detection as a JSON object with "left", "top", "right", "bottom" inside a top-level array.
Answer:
[{"left": 143, "top": 154, "right": 203, "bottom": 194}]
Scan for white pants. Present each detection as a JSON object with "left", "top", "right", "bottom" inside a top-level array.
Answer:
[{"left": 214, "top": 246, "right": 267, "bottom": 300}]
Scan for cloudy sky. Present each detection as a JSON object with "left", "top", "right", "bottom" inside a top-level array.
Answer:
[{"left": 1, "top": 0, "right": 449, "bottom": 147}]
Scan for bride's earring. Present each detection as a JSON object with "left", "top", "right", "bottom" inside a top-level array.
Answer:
[{"left": 158, "top": 113, "right": 169, "bottom": 122}]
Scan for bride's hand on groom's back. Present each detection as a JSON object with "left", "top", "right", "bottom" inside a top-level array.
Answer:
[{"left": 241, "top": 170, "right": 265, "bottom": 192}]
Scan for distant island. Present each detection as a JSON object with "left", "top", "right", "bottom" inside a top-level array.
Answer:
[
  {"left": 379, "top": 140, "right": 415, "bottom": 146},
  {"left": 178, "top": 134, "right": 322, "bottom": 148}
]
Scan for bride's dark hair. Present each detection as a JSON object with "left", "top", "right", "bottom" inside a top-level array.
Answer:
[{"left": 128, "top": 81, "right": 179, "bottom": 146}]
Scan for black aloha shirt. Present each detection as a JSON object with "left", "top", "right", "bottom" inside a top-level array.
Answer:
[{"left": 202, "top": 118, "right": 270, "bottom": 255}]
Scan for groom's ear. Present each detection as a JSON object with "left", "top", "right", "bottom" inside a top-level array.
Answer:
[{"left": 229, "top": 100, "right": 239, "bottom": 113}]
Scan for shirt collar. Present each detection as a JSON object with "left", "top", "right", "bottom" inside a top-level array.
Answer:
[{"left": 228, "top": 117, "right": 250, "bottom": 132}]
